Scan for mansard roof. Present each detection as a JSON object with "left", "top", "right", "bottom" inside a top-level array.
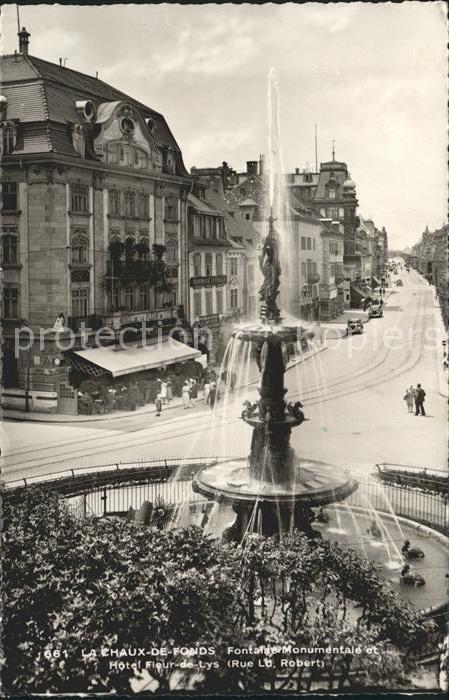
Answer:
[{"left": 0, "top": 53, "right": 188, "bottom": 175}]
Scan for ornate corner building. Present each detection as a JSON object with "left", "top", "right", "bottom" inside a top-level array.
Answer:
[{"left": 0, "top": 30, "right": 195, "bottom": 412}]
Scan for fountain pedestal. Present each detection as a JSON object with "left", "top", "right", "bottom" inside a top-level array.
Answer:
[{"left": 192, "top": 214, "right": 358, "bottom": 541}]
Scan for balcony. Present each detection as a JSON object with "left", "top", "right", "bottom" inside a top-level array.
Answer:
[{"left": 106, "top": 259, "right": 155, "bottom": 283}]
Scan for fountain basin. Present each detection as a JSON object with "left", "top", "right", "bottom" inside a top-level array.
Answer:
[
  {"left": 192, "top": 457, "right": 358, "bottom": 507},
  {"left": 233, "top": 322, "right": 309, "bottom": 343}
]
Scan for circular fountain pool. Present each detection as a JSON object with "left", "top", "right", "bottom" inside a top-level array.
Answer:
[{"left": 183, "top": 499, "right": 448, "bottom": 613}]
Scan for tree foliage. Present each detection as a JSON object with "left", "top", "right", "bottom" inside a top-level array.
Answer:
[{"left": 2, "top": 489, "right": 436, "bottom": 694}]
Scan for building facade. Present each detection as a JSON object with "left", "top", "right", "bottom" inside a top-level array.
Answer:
[
  {"left": 187, "top": 188, "right": 230, "bottom": 362},
  {"left": 1, "top": 34, "right": 196, "bottom": 412}
]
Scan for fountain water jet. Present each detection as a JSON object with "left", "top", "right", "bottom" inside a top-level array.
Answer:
[{"left": 192, "top": 211, "right": 358, "bottom": 540}]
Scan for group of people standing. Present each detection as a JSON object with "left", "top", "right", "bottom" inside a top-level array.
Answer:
[
  {"left": 180, "top": 375, "right": 219, "bottom": 410},
  {"left": 181, "top": 378, "right": 200, "bottom": 409},
  {"left": 403, "top": 384, "right": 426, "bottom": 416}
]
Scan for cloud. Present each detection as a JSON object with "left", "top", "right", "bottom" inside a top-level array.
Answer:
[
  {"left": 153, "top": 15, "right": 256, "bottom": 77},
  {"left": 186, "top": 127, "right": 254, "bottom": 167}
]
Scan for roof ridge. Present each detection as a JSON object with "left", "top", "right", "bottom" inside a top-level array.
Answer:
[{"left": 39, "top": 80, "right": 50, "bottom": 121}]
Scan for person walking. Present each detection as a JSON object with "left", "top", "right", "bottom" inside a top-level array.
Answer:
[
  {"left": 160, "top": 380, "right": 167, "bottom": 404},
  {"left": 414, "top": 383, "right": 426, "bottom": 416},
  {"left": 209, "top": 381, "right": 217, "bottom": 410},
  {"left": 203, "top": 380, "right": 211, "bottom": 404},
  {"left": 166, "top": 378, "right": 173, "bottom": 403},
  {"left": 155, "top": 393, "right": 162, "bottom": 417},
  {"left": 182, "top": 380, "right": 191, "bottom": 409},
  {"left": 189, "top": 378, "right": 198, "bottom": 405},
  {"left": 404, "top": 386, "right": 415, "bottom": 413}
]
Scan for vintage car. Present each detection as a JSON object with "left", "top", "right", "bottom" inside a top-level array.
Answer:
[
  {"left": 368, "top": 301, "right": 383, "bottom": 318},
  {"left": 346, "top": 318, "right": 364, "bottom": 335}
]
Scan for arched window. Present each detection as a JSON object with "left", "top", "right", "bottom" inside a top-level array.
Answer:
[
  {"left": 1, "top": 227, "right": 18, "bottom": 264},
  {"left": 193, "top": 252, "right": 202, "bottom": 277},
  {"left": 216, "top": 253, "right": 223, "bottom": 276},
  {"left": 205, "top": 253, "right": 213, "bottom": 276},
  {"left": 71, "top": 231, "right": 89, "bottom": 264},
  {"left": 137, "top": 235, "right": 150, "bottom": 260},
  {"left": 166, "top": 239, "right": 177, "bottom": 264},
  {"left": 124, "top": 235, "right": 136, "bottom": 260}
]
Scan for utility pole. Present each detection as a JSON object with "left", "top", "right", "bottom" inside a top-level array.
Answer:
[{"left": 314, "top": 123, "right": 318, "bottom": 173}]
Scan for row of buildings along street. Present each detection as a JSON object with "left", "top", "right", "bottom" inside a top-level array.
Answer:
[{"left": 0, "top": 29, "right": 391, "bottom": 416}]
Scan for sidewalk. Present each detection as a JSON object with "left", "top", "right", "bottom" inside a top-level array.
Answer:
[
  {"left": 2, "top": 340, "right": 327, "bottom": 423},
  {"left": 433, "top": 297, "right": 448, "bottom": 399}
]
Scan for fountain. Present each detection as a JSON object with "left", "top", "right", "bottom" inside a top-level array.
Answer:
[{"left": 192, "top": 211, "right": 358, "bottom": 540}]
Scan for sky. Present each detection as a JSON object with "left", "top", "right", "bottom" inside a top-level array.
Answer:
[{"left": 0, "top": 2, "right": 447, "bottom": 248}]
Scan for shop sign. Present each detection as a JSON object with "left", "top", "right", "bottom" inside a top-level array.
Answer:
[
  {"left": 104, "top": 307, "right": 177, "bottom": 331},
  {"left": 198, "top": 313, "right": 220, "bottom": 328},
  {"left": 190, "top": 275, "right": 227, "bottom": 289}
]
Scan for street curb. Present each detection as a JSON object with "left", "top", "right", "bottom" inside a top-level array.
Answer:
[
  {"left": 433, "top": 300, "right": 448, "bottom": 399},
  {"left": 3, "top": 343, "right": 328, "bottom": 424}
]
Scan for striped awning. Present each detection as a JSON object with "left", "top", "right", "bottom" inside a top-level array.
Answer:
[{"left": 72, "top": 338, "right": 201, "bottom": 378}]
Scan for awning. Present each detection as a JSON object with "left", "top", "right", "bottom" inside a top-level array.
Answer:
[
  {"left": 350, "top": 284, "right": 369, "bottom": 305},
  {"left": 72, "top": 338, "right": 202, "bottom": 378}
]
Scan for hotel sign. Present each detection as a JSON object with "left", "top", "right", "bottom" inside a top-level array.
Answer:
[
  {"left": 104, "top": 307, "right": 177, "bottom": 331},
  {"left": 190, "top": 275, "right": 227, "bottom": 289}
]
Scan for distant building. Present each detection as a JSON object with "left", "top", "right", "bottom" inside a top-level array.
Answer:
[{"left": 187, "top": 184, "right": 231, "bottom": 363}]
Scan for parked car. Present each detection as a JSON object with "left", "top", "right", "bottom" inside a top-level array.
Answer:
[{"left": 346, "top": 319, "right": 364, "bottom": 335}]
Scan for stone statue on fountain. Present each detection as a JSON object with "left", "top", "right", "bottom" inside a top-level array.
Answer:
[{"left": 258, "top": 212, "right": 281, "bottom": 322}]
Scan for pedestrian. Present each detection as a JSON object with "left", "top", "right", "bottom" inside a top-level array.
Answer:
[
  {"left": 182, "top": 380, "right": 191, "bottom": 409},
  {"left": 155, "top": 393, "right": 162, "bottom": 417},
  {"left": 203, "top": 380, "right": 211, "bottom": 404},
  {"left": 166, "top": 378, "right": 173, "bottom": 403},
  {"left": 403, "top": 386, "right": 415, "bottom": 413},
  {"left": 444, "top": 359, "right": 448, "bottom": 371},
  {"left": 189, "top": 378, "right": 198, "bottom": 404},
  {"left": 209, "top": 381, "right": 217, "bottom": 409},
  {"left": 414, "top": 383, "right": 426, "bottom": 416},
  {"left": 160, "top": 379, "right": 167, "bottom": 404}
]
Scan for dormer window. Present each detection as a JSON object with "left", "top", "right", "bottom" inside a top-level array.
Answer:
[
  {"left": 120, "top": 117, "right": 135, "bottom": 135},
  {"left": 1, "top": 123, "right": 17, "bottom": 155}
]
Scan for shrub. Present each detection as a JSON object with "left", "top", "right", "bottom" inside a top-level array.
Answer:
[{"left": 2, "top": 490, "right": 436, "bottom": 695}]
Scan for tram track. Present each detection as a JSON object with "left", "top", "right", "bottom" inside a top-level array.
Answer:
[{"left": 2, "top": 287, "right": 432, "bottom": 476}]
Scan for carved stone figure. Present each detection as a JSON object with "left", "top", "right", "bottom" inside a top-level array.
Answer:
[{"left": 258, "top": 214, "right": 281, "bottom": 321}]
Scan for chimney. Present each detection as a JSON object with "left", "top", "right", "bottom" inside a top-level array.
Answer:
[
  {"left": 18, "top": 27, "right": 30, "bottom": 56},
  {"left": 246, "top": 160, "right": 258, "bottom": 176},
  {"left": 295, "top": 167, "right": 300, "bottom": 175},
  {"left": 259, "top": 154, "right": 264, "bottom": 176}
]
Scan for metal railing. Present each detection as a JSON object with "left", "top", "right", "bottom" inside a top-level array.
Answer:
[{"left": 5, "top": 459, "right": 448, "bottom": 533}]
